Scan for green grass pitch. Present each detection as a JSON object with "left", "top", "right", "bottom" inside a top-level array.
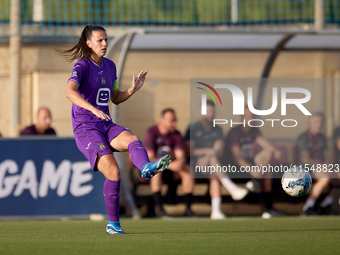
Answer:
[{"left": 0, "top": 217, "right": 339, "bottom": 255}]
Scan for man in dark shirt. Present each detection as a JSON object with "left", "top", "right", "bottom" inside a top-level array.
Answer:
[
  {"left": 21, "top": 107, "right": 56, "bottom": 136},
  {"left": 333, "top": 126, "right": 340, "bottom": 165},
  {"left": 226, "top": 105, "right": 283, "bottom": 219},
  {"left": 143, "top": 109, "right": 194, "bottom": 217},
  {"left": 296, "top": 113, "right": 331, "bottom": 215},
  {"left": 184, "top": 100, "right": 248, "bottom": 219}
]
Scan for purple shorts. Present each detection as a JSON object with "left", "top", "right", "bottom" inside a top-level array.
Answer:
[{"left": 73, "top": 122, "right": 129, "bottom": 171}]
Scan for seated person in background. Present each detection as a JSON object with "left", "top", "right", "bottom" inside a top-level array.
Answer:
[
  {"left": 226, "top": 105, "right": 284, "bottom": 219},
  {"left": 21, "top": 107, "right": 56, "bottom": 136},
  {"left": 296, "top": 113, "right": 331, "bottom": 215},
  {"left": 333, "top": 125, "right": 340, "bottom": 166},
  {"left": 143, "top": 109, "right": 195, "bottom": 217},
  {"left": 184, "top": 100, "right": 248, "bottom": 220}
]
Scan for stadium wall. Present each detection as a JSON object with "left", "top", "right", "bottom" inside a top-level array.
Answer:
[{"left": 1, "top": 45, "right": 340, "bottom": 140}]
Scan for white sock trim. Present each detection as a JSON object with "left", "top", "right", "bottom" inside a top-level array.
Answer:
[{"left": 211, "top": 197, "right": 222, "bottom": 213}]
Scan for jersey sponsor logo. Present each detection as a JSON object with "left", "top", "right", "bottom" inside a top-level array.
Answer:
[
  {"left": 96, "top": 88, "right": 110, "bottom": 106},
  {"left": 98, "top": 142, "right": 106, "bottom": 151},
  {"left": 72, "top": 71, "right": 78, "bottom": 77},
  {"left": 101, "top": 77, "right": 106, "bottom": 85},
  {"left": 98, "top": 71, "right": 103, "bottom": 74}
]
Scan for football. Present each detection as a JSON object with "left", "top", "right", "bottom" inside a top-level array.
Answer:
[{"left": 281, "top": 167, "right": 312, "bottom": 197}]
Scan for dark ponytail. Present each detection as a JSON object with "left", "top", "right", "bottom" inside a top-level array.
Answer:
[{"left": 55, "top": 24, "right": 106, "bottom": 62}]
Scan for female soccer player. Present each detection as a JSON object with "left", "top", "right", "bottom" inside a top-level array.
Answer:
[{"left": 59, "top": 25, "right": 171, "bottom": 234}]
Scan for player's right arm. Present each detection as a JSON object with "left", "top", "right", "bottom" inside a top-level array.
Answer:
[{"left": 65, "top": 80, "right": 110, "bottom": 121}]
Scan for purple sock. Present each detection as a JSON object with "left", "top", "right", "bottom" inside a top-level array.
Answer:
[
  {"left": 103, "top": 179, "right": 121, "bottom": 222},
  {"left": 128, "top": 140, "right": 150, "bottom": 170}
]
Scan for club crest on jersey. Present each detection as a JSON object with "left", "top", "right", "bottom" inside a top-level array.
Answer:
[
  {"left": 98, "top": 142, "right": 106, "bottom": 151},
  {"left": 101, "top": 77, "right": 106, "bottom": 85}
]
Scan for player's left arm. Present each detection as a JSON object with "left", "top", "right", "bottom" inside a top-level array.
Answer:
[{"left": 110, "top": 70, "right": 148, "bottom": 105}]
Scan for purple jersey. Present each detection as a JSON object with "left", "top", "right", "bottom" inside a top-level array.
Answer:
[
  {"left": 143, "top": 125, "right": 184, "bottom": 159},
  {"left": 68, "top": 57, "right": 119, "bottom": 130},
  {"left": 226, "top": 125, "right": 261, "bottom": 160}
]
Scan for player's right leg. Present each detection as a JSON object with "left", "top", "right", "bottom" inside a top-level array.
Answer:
[
  {"left": 108, "top": 128, "right": 172, "bottom": 180},
  {"left": 73, "top": 123, "right": 125, "bottom": 234},
  {"left": 140, "top": 154, "right": 172, "bottom": 180}
]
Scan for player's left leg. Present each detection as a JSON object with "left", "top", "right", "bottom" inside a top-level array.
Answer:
[
  {"left": 96, "top": 153, "right": 125, "bottom": 234},
  {"left": 108, "top": 128, "right": 171, "bottom": 180}
]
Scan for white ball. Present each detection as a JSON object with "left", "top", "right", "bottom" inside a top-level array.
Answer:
[{"left": 281, "top": 167, "right": 312, "bottom": 197}]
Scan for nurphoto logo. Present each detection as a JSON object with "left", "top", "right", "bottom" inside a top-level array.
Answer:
[{"left": 196, "top": 82, "right": 312, "bottom": 128}]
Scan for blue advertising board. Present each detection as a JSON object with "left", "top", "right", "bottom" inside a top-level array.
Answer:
[{"left": 0, "top": 137, "right": 107, "bottom": 217}]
